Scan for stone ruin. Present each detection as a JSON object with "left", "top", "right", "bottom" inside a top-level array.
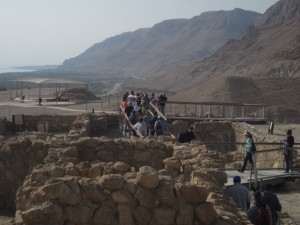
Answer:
[{"left": 0, "top": 113, "right": 298, "bottom": 225}]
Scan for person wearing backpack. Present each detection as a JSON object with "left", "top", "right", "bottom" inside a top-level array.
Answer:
[
  {"left": 248, "top": 192, "right": 272, "bottom": 225},
  {"left": 154, "top": 116, "right": 165, "bottom": 136},
  {"left": 262, "top": 184, "right": 282, "bottom": 225},
  {"left": 238, "top": 131, "right": 255, "bottom": 173},
  {"left": 283, "top": 129, "right": 294, "bottom": 173}
]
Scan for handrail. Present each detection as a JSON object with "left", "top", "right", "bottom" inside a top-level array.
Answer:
[
  {"left": 160, "top": 100, "right": 267, "bottom": 121},
  {"left": 165, "top": 101, "right": 268, "bottom": 107},
  {"left": 149, "top": 99, "right": 167, "bottom": 121}
]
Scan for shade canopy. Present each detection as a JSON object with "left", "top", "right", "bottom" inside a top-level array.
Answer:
[{"left": 12, "top": 77, "right": 86, "bottom": 84}]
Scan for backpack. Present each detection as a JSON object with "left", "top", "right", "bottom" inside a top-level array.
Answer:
[
  {"left": 257, "top": 206, "right": 272, "bottom": 225},
  {"left": 155, "top": 121, "right": 163, "bottom": 135},
  {"left": 252, "top": 142, "right": 256, "bottom": 152},
  {"left": 149, "top": 116, "right": 158, "bottom": 129}
]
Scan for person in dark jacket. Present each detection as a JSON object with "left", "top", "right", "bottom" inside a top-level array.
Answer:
[
  {"left": 178, "top": 126, "right": 196, "bottom": 143},
  {"left": 283, "top": 129, "right": 294, "bottom": 173},
  {"left": 148, "top": 111, "right": 158, "bottom": 136},
  {"left": 262, "top": 184, "right": 282, "bottom": 225}
]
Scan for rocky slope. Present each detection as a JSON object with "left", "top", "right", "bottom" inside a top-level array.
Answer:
[
  {"left": 59, "top": 8, "right": 260, "bottom": 77},
  {"left": 140, "top": 0, "right": 300, "bottom": 113}
]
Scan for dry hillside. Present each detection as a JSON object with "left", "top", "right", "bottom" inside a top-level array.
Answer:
[
  {"left": 59, "top": 9, "right": 260, "bottom": 76},
  {"left": 137, "top": 0, "right": 300, "bottom": 114}
]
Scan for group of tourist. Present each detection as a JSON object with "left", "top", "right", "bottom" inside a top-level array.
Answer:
[
  {"left": 229, "top": 176, "right": 282, "bottom": 225},
  {"left": 121, "top": 91, "right": 168, "bottom": 137},
  {"left": 121, "top": 90, "right": 197, "bottom": 142},
  {"left": 229, "top": 129, "right": 295, "bottom": 225}
]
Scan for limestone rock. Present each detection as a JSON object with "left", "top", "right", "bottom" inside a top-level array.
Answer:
[
  {"left": 163, "top": 157, "right": 182, "bottom": 170},
  {"left": 99, "top": 174, "right": 125, "bottom": 190},
  {"left": 88, "top": 163, "right": 103, "bottom": 178},
  {"left": 195, "top": 202, "right": 217, "bottom": 225},
  {"left": 111, "top": 189, "right": 133, "bottom": 204},
  {"left": 113, "top": 161, "right": 131, "bottom": 174},
  {"left": 21, "top": 202, "right": 63, "bottom": 225},
  {"left": 136, "top": 166, "right": 159, "bottom": 189},
  {"left": 176, "top": 204, "right": 194, "bottom": 225},
  {"left": 66, "top": 205, "right": 94, "bottom": 224},
  {"left": 80, "top": 178, "right": 108, "bottom": 203},
  {"left": 153, "top": 208, "right": 176, "bottom": 225},
  {"left": 134, "top": 186, "right": 155, "bottom": 208},
  {"left": 178, "top": 183, "right": 209, "bottom": 203},
  {"left": 93, "top": 205, "right": 116, "bottom": 225},
  {"left": 156, "top": 182, "right": 176, "bottom": 206},
  {"left": 133, "top": 206, "right": 152, "bottom": 225},
  {"left": 118, "top": 204, "right": 134, "bottom": 225},
  {"left": 48, "top": 165, "right": 66, "bottom": 178}
]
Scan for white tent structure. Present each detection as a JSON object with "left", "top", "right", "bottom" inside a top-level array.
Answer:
[{"left": 11, "top": 77, "right": 87, "bottom": 105}]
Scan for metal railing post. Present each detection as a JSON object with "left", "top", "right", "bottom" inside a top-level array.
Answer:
[{"left": 253, "top": 153, "right": 258, "bottom": 188}]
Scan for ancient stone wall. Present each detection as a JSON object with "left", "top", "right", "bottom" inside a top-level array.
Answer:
[
  {"left": 21, "top": 114, "right": 77, "bottom": 132},
  {"left": 3, "top": 113, "right": 119, "bottom": 135},
  {"left": 0, "top": 135, "right": 49, "bottom": 209},
  {"left": 1, "top": 119, "right": 295, "bottom": 225},
  {"left": 14, "top": 137, "right": 251, "bottom": 225},
  {"left": 0, "top": 136, "right": 173, "bottom": 210}
]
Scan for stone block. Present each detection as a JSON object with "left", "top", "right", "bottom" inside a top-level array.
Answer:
[{"left": 136, "top": 166, "right": 159, "bottom": 189}]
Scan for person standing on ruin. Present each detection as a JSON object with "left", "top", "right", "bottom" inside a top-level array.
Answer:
[
  {"left": 283, "top": 129, "right": 294, "bottom": 173},
  {"left": 158, "top": 93, "right": 167, "bottom": 115},
  {"left": 178, "top": 126, "right": 196, "bottom": 143},
  {"left": 228, "top": 176, "right": 251, "bottom": 212},
  {"left": 247, "top": 191, "right": 272, "bottom": 225},
  {"left": 154, "top": 116, "right": 166, "bottom": 136},
  {"left": 129, "top": 110, "right": 138, "bottom": 136},
  {"left": 133, "top": 117, "right": 147, "bottom": 137},
  {"left": 127, "top": 91, "right": 135, "bottom": 107},
  {"left": 143, "top": 111, "right": 152, "bottom": 136},
  {"left": 238, "top": 131, "right": 255, "bottom": 173}
]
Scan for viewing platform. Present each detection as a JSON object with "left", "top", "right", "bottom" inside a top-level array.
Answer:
[{"left": 226, "top": 168, "right": 300, "bottom": 189}]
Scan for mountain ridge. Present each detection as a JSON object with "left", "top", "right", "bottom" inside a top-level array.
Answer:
[{"left": 59, "top": 8, "right": 260, "bottom": 77}]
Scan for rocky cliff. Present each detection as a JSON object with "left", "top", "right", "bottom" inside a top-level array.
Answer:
[{"left": 59, "top": 8, "right": 260, "bottom": 77}]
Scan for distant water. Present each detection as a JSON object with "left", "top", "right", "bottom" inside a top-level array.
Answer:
[{"left": 0, "top": 67, "right": 35, "bottom": 74}]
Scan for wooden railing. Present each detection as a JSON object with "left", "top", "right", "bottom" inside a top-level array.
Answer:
[{"left": 162, "top": 101, "right": 268, "bottom": 120}]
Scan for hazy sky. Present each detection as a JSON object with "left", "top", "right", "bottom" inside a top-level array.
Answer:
[{"left": 0, "top": 0, "right": 278, "bottom": 68}]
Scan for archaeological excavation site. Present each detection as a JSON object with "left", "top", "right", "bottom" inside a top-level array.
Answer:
[{"left": 0, "top": 113, "right": 297, "bottom": 225}]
